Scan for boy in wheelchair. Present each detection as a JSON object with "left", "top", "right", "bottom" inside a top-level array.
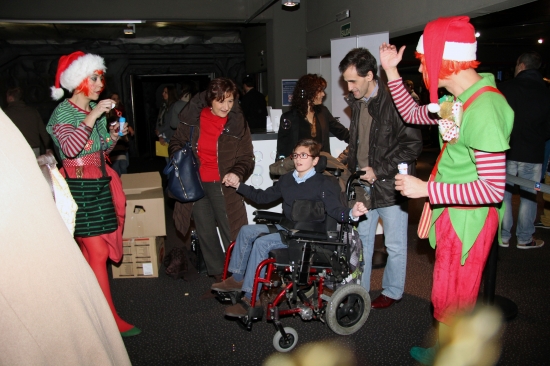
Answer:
[{"left": 214, "top": 139, "right": 368, "bottom": 317}]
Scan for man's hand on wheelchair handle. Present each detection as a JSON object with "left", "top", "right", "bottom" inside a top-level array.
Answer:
[{"left": 352, "top": 201, "right": 368, "bottom": 219}]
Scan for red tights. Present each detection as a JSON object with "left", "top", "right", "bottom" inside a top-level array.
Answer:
[{"left": 77, "top": 236, "right": 134, "bottom": 333}]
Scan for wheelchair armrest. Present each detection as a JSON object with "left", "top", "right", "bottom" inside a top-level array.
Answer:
[
  {"left": 253, "top": 210, "right": 283, "bottom": 224},
  {"left": 287, "top": 229, "right": 328, "bottom": 241}
]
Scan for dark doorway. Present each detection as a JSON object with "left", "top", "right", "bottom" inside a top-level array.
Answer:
[{"left": 130, "top": 74, "right": 212, "bottom": 158}]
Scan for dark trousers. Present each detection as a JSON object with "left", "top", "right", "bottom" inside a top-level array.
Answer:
[{"left": 191, "top": 182, "right": 231, "bottom": 275}]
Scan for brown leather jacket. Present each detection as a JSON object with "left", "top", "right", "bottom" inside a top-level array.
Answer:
[{"left": 169, "top": 91, "right": 254, "bottom": 240}]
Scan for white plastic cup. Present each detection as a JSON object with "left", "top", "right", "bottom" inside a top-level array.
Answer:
[
  {"left": 118, "top": 117, "right": 126, "bottom": 137},
  {"left": 398, "top": 162, "right": 408, "bottom": 175}
]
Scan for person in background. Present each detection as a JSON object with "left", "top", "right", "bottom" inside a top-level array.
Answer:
[
  {"left": 404, "top": 80, "right": 421, "bottom": 104},
  {"left": 380, "top": 16, "right": 513, "bottom": 364},
  {"left": 169, "top": 77, "right": 254, "bottom": 279},
  {"left": 500, "top": 52, "right": 550, "bottom": 249},
  {"left": 169, "top": 83, "right": 195, "bottom": 129},
  {"left": 156, "top": 85, "right": 178, "bottom": 147},
  {"left": 240, "top": 75, "right": 267, "bottom": 131},
  {"left": 4, "top": 87, "right": 51, "bottom": 157},
  {"left": 46, "top": 51, "right": 140, "bottom": 337},
  {"left": 110, "top": 92, "right": 125, "bottom": 117},
  {"left": 107, "top": 92, "right": 133, "bottom": 176},
  {"left": 277, "top": 74, "right": 349, "bottom": 159}
]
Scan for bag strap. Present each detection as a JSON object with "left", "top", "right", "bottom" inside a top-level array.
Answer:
[
  {"left": 96, "top": 123, "right": 109, "bottom": 178},
  {"left": 428, "top": 143, "right": 447, "bottom": 182},
  {"left": 462, "top": 86, "right": 502, "bottom": 111},
  {"left": 429, "top": 86, "right": 502, "bottom": 182},
  {"left": 188, "top": 125, "right": 195, "bottom": 143}
]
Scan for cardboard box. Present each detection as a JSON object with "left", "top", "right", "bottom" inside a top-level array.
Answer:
[
  {"left": 121, "top": 172, "right": 166, "bottom": 238},
  {"left": 121, "top": 172, "right": 162, "bottom": 195},
  {"left": 112, "top": 236, "right": 165, "bottom": 278}
]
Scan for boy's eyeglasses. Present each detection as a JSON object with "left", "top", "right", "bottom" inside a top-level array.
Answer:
[{"left": 291, "top": 153, "right": 314, "bottom": 160}]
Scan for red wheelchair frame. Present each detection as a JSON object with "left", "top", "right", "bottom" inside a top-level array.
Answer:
[{"left": 217, "top": 221, "right": 370, "bottom": 353}]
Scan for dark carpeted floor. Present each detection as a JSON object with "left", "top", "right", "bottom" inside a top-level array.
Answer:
[{"left": 112, "top": 149, "right": 550, "bottom": 365}]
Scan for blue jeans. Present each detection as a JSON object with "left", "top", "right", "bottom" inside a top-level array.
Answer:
[
  {"left": 542, "top": 140, "right": 550, "bottom": 181},
  {"left": 227, "top": 224, "right": 286, "bottom": 298},
  {"left": 357, "top": 202, "right": 409, "bottom": 300},
  {"left": 111, "top": 158, "right": 128, "bottom": 176},
  {"left": 502, "top": 160, "right": 541, "bottom": 244}
]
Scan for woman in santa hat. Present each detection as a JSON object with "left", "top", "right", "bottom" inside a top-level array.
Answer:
[
  {"left": 47, "top": 51, "right": 140, "bottom": 337},
  {"left": 380, "top": 16, "right": 513, "bottom": 364}
]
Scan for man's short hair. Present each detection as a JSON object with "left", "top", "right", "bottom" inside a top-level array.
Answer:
[
  {"left": 338, "top": 48, "right": 378, "bottom": 79},
  {"left": 518, "top": 52, "right": 542, "bottom": 70},
  {"left": 242, "top": 76, "right": 254, "bottom": 88},
  {"left": 404, "top": 80, "right": 414, "bottom": 88},
  {"left": 7, "top": 87, "right": 23, "bottom": 102}
]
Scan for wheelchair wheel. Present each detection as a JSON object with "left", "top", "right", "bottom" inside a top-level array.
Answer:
[
  {"left": 326, "top": 284, "right": 370, "bottom": 335},
  {"left": 272, "top": 327, "right": 298, "bottom": 353}
]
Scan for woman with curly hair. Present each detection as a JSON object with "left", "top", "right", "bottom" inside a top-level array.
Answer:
[{"left": 276, "top": 74, "right": 349, "bottom": 159}]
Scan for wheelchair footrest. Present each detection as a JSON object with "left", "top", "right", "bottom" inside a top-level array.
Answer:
[
  {"left": 248, "top": 306, "right": 264, "bottom": 320},
  {"left": 215, "top": 290, "right": 241, "bottom": 305}
]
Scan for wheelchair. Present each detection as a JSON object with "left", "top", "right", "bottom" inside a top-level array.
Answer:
[{"left": 215, "top": 170, "right": 371, "bottom": 352}]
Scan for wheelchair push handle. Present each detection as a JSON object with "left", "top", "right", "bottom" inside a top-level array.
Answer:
[{"left": 345, "top": 171, "right": 365, "bottom": 201}]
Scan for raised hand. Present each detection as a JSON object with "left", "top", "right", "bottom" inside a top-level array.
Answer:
[
  {"left": 379, "top": 43, "right": 406, "bottom": 81},
  {"left": 90, "top": 99, "right": 115, "bottom": 120}
]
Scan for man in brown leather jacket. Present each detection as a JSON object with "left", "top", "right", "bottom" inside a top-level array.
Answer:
[{"left": 339, "top": 48, "right": 423, "bottom": 309}]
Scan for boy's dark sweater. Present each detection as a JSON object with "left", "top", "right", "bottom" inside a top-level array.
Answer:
[{"left": 237, "top": 171, "right": 351, "bottom": 223}]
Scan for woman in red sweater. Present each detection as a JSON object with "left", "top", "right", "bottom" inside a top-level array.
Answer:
[{"left": 169, "top": 78, "right": 254, "bottom": 278}]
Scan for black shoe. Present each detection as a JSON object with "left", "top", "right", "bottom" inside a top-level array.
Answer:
[{"left": 534, "top": 221, "right": 550, "bottom": 229}]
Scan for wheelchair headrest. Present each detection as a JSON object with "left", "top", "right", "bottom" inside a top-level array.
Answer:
[{"left": 314, "top": 155, "right": 328, "bottom": 173}]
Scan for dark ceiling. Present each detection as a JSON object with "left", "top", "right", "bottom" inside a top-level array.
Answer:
[
  {"left": 0, "top": 21, "right": 245, "bottom": 44},
  {"left": 0, "top": 1, "right": 548, "bottom": 46},
  {"left": 0, "top": 0, "right": 549, "bottom": 78}
]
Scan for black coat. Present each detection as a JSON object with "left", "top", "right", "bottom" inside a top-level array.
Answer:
[
  {"left": 345, "top": 79, "right": 423, "bottom": 209},
  {"left": 276, "top": 106, "right": 350, "bottom": 159},
  {"left": 498, "top": 69, "right": 550, "bottom": 164},
  {"left": 240, "top": 88, "right": 267, "bottom": 131},
  {"left": 237, "top": 171, "right": 351, "bottom": 223}
]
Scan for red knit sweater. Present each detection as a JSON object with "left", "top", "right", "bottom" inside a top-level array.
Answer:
[{"left": 198, "top": 107, "right": 228, "bottom": 182}]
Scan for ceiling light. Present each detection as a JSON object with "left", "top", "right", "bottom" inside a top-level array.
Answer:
[
  {"left": 124, "top": 23, "right": 135, "bottom": 35},
  {"left": 282, "top": 0, "right": 300, "bottom": 6},
  {"left": 0, "top": 20, "right": 145, "bottom": 24},
  {"left": 475, "top": 32, "right": 480, "bottom": 38},
  {"left": 538, "top": 38, "right": 543, "bottom": 44}
]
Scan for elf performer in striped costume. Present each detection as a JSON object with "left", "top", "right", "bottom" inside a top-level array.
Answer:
[
  {"left": 47, "top": 51, "right": 140, "bottom": 337},
  {"left": 379, "top": 16, "right": 513, "bottom": 364}
]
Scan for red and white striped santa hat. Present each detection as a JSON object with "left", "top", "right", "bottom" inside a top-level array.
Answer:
[
  {"left": 416, "top": 16, "right": 477, "bottom": 113},
  {"left": 50, "top": 51, "right": 106, "bottom": 100}
]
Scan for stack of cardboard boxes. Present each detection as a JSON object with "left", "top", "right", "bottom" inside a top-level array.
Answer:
[{"left": 111, "top": 172, "right": 166, "bottom": 278}]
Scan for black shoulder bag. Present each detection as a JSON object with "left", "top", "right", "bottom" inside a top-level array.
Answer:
[{"left": 163, "top": 125, "right": 205, "bottom": 203}]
